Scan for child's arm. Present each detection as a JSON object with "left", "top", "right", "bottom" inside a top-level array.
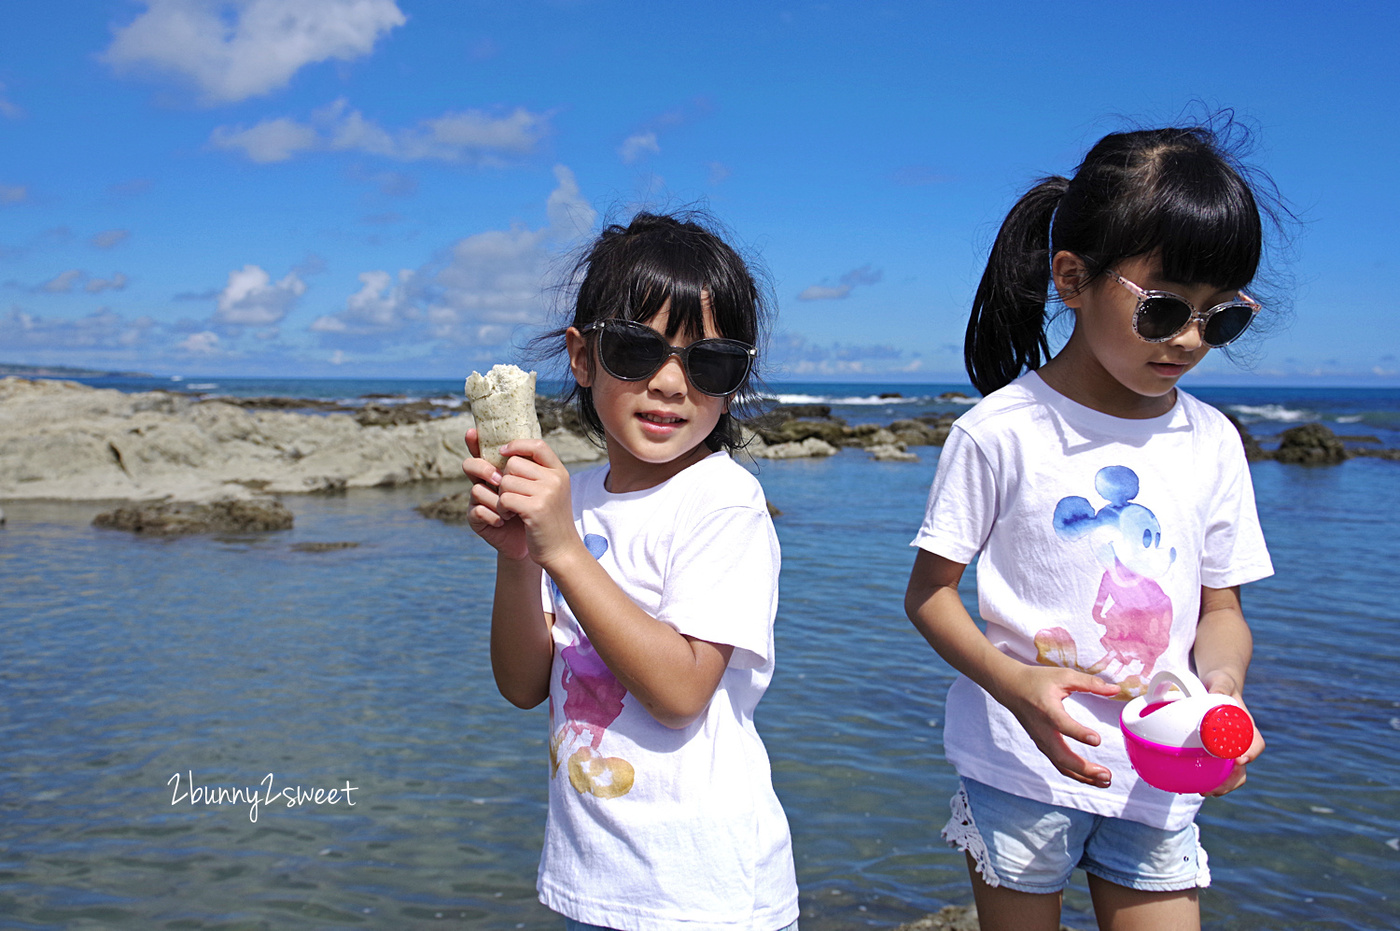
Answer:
[
  {"left": 464, "top": 429, "right": 554, "bottom": 709},
  {"left": 905, "top": 549, "right": 1120, "bottom": 787},
  {"left": 484, "top": 437, "right": 733, "bottom": 730},
  {"left": 1193, "top": 584, "right": 1265, "bottom": 796}
]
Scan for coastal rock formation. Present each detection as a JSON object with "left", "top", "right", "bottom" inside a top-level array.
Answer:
[
  {"left": 749, "top": 437, "right": 839, "bottom": 459},
  {"left": 92, "top": 497, "right": 294, "bottom": 534},
  {"left": 748, "top": 404, "right": 955, "bottom": 454},
  {"left": 1272, "top": 422, "right": 1349, "bottom": 465},
  {"left": 868, "top": 442, "right": 919, "bottom": 462},
  {"left": 416, "top": 491, "right": 475, "bottom": 522},
  {"left": 0, "top": 377, "right": 603, "bottom": 502}
]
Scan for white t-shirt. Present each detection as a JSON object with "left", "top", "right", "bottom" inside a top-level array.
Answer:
[
  {"left": 911, "top": 373, "right": 1273, "bottom": 830},
  {"left": 537, "top": 451, "right": 799, "bottom": 931}
]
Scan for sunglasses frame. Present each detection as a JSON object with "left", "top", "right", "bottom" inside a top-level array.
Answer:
[
  {"left": 1104, "top": 270, "right": 1261, "bottom": 348},
  {"left": 580, "top": 319, "right": 756, "bottom": 397}
]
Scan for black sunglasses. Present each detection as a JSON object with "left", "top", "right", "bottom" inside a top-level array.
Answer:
[
  {"left": 581, "top": 319, "right": 756, "bottom": 397},
  {"left": 1106, "top": 270, "right": 1261, "bottom": 348}
]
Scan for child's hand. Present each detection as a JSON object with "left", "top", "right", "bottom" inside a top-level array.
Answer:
[
  {"left": 466, "top": 433, "right": 580, "bottom": 570},
  {"left": 997, "top": 666, "right": 1122, "bottom": 788},
  {"left": 462, "top": 428, "right": 531, "bottom": 562},
  {"left": 1202, "top": 671, "right": 1265, "bottom": 796}
]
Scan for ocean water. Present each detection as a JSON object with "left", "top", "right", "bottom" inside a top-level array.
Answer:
[{"left": 2, "top": 378, "right": 1398, "bottom": 929}]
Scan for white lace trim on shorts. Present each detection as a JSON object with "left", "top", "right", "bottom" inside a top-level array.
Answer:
[{"left": 941, "top": 781, "right": 1000, "bottom": 888}]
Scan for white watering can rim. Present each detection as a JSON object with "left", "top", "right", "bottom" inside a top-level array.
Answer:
[{"left": 1122, "top": 670, "right": 1242, "bottom": 750}]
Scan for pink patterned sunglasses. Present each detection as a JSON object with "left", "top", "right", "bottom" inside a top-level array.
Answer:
[{"left": 1106, "top": 270, "right": 1261, "bottom": 348}]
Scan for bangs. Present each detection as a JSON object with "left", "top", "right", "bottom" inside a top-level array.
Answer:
[
  {"left": 1107, "top": 143, "right": 1263, "bottom": 290},
  {"left": 601, "top": 229, "right": 759, "bottom": 346},
  {"left": 1148, "top": 148, "right": 1262, "bottom": 290}
]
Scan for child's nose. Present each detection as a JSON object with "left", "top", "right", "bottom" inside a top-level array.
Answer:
[
  {"left": 1169, "top": 317, "right": 1206, "bottom": 351},
  {"left": 648, "top": 353, "right": 688, "bottom": 395}
]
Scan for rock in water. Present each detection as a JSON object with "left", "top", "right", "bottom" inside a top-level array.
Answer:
[
  {"left": 416, "top": 491, "right": 475, "bottom": 522},
  {"left": 93, "top": 498, "right": 294, "bottom": 535},
  {"left": 1273, "top": 422, "right": 1348, "bottom": 465}
]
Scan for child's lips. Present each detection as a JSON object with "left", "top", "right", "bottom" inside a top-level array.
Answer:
[{"left": 637, "top": 411, "right": 686, "bottom": 431}]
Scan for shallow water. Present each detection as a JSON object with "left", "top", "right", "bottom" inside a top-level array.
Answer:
[{"left": 2, "top": 447, "right": 1398, "bottom": 929}]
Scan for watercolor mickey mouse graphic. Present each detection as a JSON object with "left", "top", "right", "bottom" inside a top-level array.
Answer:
[
  {"left": 547, "top": 533, "right": 636, "bottom": 800},
  {"left": 1035, "top": 465, "right": 1178, "bottom": 700}
]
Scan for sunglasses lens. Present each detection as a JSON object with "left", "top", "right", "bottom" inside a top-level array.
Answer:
[
  {"left": 1202, "top": 305, "right": 1254, "bottom": 347},
  {"left": 593, "top": 321, "right": 752, "bottom": 395},
  {"left": 686, "top": 342, "right": 752, "bottom": 396},
  {"left": 1135, "top": 297, "right": 1193, "bottom": 341},
  {"left": 599, "top": 323, "right": 668, "bottom": 379}
]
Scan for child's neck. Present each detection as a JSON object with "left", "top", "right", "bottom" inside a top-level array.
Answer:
[
  {"left": 1037, "top": 353, "right": 1177, "bottom": 420},
  {"left": 603, "top": 440, "right": 715, "bottom": 494}
]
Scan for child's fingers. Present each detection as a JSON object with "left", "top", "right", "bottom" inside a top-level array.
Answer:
[
  {"left": 462, "top": 455, "right": 503, "bottom": 486},
  {"left": 1034, "top": 731, "right": 1112, "bottom": 787},
  {"left": 499, "top": 437, "right": 563, "bottom": 470},
  {"left": 465, "top": 428, "right": 482, "bottom": 458},
  {"left": 1065, "top": 672, "right": 1121, "bottom": 698}
]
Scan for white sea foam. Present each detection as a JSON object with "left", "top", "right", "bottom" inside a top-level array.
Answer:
[
  {"left": 767, "top": 392, "right": 929, "bottom": 406},
  {"left": 187, "top": 383, "right": 218, "bottom": 391},
  {"left": 1228, "top": 403, "right": 1312, "bottom": 423},
  {"left": 768, "top": 393, "right": 828, "bottom": 405}
]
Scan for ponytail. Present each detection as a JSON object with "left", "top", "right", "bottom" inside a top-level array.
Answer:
[{"left": 964, "top": 176, "right": 1068, "bottom": 396}]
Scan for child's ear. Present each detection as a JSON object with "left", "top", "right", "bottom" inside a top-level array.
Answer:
[
  {"left": 565, "top": 326, "right": 593, "bottom": 387},
  {"left": 1051, "top": 251, "right": 1089, "bottom": 309}
]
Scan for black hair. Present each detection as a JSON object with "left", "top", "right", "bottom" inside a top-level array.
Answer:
[
  {"left": 965, "top": 120, "right": 1287, "bottom": 397},
  {"left": 539, "top": 209, "right": 772, "bottom": 453}
]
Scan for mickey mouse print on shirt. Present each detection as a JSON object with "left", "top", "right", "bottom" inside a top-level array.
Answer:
[
  {"left": 1034, "top": 465, "right": 1177, "bottom": 700},
  {"left": 547, "top": 533, "right": 636, "bottom": 800}
]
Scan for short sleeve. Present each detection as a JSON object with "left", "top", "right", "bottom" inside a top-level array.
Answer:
[
  {"left": 656, "top": 504, "right": 779, "bottom": 669},
  {"left": 910, "top": 426, "right": 997, "bottom": 565},
  {"left": 1200, "top": 432, "right": 1274, "bottom": 589}
]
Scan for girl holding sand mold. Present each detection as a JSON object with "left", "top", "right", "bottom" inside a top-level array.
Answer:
[
  {"left": 905, "top": 122, "right": 1285, "bottom": 931},
  {"left": 462, "top": 212, "right": 798, "bottom": 931}
]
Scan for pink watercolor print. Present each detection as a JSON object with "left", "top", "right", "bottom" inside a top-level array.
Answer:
[
  {"left": 1041, "top": 466, "right": 1177, "bottom": 698},
  {"left": 560, "top": 632, "right": 628, "bottom": 749}
]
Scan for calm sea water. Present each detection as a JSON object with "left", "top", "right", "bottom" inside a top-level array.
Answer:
[{"left": 2, "top": 378, "right": 1398, "bottom": 929}]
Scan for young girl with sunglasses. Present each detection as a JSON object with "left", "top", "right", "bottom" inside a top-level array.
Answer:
[
  {"left": 463, "top": 211, "right": 799, "bottom": 931},
  {"left": 904, "top": 124, "right": 1284, "bottom": 931}
]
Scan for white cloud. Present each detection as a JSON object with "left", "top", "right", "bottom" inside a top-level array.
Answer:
[
  {"left": 313, "top": 164, "right": 594, "bottom": 346},
  {"left": 212, "top": 99, "right": 550, "bottom": 164},
  {"left": 180, "top": 331, "right": 222, "bottom": 354},
  {"left": 40, "top": 270, "right": 84, "bottom": 293},
  {"left": 103, "top": 0, "right": 406, "bottom": 105},
  {"left": 214, "top": 264, "right": 307, "bottom": 326},
  {"left": 209, "top": 117, "right": 318, "bottom": 163},
  {"left": 33, "top": 269, "right": 130, "bottom": 294},
  {"left": 797, "top": 264, "right": 884, "bottom": 301},
  {"left": 768, "top": 330, "right": 922, "bottom": 377},
  {"left": 85, "top": 273, "right": 131, "bottom": 294},
  {"left": 311, "top": 268, "right": 416, "bottom": 332},
  {"left": 619, "top": 132, "right": 660, "bottom": 164},
  {"left": 3, "top": 307, "right": 156, "bottom": 351},
  {"left": 92, "top": 229, "right": 132, "bottom": 249}
]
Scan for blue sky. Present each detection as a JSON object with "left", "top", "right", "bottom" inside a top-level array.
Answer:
[{"left": 2, "top": 1, "right": 1397, "bottom": 384}]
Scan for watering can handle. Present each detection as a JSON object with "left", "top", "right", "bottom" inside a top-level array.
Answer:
[{"left": 1145, "top": 671, "right": 1196, "bottom": 704}]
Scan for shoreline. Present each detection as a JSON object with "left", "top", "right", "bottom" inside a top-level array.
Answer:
[{"left": 1, "top": 376, "right": 1392, "bottom": 518}]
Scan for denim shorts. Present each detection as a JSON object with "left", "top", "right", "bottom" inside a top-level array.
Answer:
[{"left": 942, "top": 778, "right": 1210, "bottom": 894}]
